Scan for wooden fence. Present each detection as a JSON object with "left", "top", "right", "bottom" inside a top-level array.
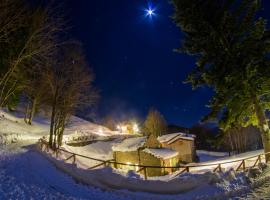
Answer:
[{"left": 38, "top": 139, "right": 269, "bottom": 180}]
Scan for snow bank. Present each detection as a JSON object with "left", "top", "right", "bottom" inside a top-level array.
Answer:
[
  {"left": 40, "top": 147, "right": 265, "bottom": 198},
  {"left": 39, "top": 148, "right": 221, "bottom": 194},
  {"left": 197, "top": 150, "right": 229, "bottom": 157},
  {"left": 197, "top": 150, "right": 229, "bottom": 162},
  {"left": 189, "top": 150, "right": 265, "bottom": 173},
  {"left": 61, "top": 140, "right": 118, "bottom": 168}
]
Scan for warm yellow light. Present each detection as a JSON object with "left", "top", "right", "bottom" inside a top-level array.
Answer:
[
  {"left": 121, "top": 126, "right": 127, "bottom": 132},
  {"left": 133, "top": 123, "right": 139, "bottom": 132}
]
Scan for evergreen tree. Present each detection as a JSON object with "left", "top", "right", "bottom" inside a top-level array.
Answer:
[{"left": 172, "top": 0, "right": 270, "bottom": 158}]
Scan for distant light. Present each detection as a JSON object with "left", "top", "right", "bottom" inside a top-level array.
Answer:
[
  {"left": 121, "top": 126, "right": 127, "bottom": 132},
  {"left": 133, "top": 123, "right": 139, "bottom": 133}
]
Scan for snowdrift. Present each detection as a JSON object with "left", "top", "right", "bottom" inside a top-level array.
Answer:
[{"left": 41, "top": 147, "right": 249, "bottom": 195}]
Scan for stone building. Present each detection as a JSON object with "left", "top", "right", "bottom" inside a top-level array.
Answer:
[
  {"left": 158, "top": 132, "right": 196, "bottom": 163},
  {"left": 112, "top": 134, "right": 179, "bottom": 177}
]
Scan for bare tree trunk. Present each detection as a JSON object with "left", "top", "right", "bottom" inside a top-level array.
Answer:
[
  {"left": 49, "top": 100, "right": 56, "bottom": 147},
  {"left": 24, "top": 101, "right": 30, "bottom": 124},
  {"left": 28, "top": 97, "right": 37, "bottom": 125},
  {"left": 228, "top": 131, "right": 234, "bottom": 154},
  {"left": 253, "top": 97, "right": 270, "bottom": 161}
]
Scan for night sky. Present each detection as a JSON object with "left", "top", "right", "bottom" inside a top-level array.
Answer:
[{"left": 66, "top": 0, "right": 270, "bottom": 127}]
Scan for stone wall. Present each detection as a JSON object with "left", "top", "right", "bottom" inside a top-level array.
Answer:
[
  {"left": 114, "top": 150, "right": 166, "bottom": 177},
  {"left": 161, "top": 139, "right": 196, "bottom": 163}
]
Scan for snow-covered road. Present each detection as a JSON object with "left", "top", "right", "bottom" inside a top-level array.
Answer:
[{"left": 0, "top": 141, "right": 136, "bottom": 200}]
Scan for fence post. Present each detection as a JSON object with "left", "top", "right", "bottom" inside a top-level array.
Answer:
[
  {"left": 218, "top": 164, "right": 222, "bottom": 172},
  {"left": 143, "top": 167, "right": 147, "bottom": 180},
  {"left": 186, "top": 166, "right": 189, "bottom": 173},
  {"left": 56, "top": 149, "right": 59, "bottom": 158},
  {"left": 242, "top": 160, "right": 245, "bottom": 171},
  {"left": 73, "top": 154, "right": 76, "bottom": 164},
  {"left": 46, "top": 144, "right": 49, "bottom": 152}
]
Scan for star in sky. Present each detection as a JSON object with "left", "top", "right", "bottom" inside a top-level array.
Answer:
[
  {"left": 145, "top": 4, "right": 156, "bottom": 18},
  {"left": 146, "top": 8, "right": 154, "bottom": 16}
]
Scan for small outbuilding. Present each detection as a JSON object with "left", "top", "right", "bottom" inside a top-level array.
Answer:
[
  {"left": 158, "top": 132, "right": 196, "bottom": 163},
  {"left": 112, "top": 134, "right": 179, "bottom": 177}
]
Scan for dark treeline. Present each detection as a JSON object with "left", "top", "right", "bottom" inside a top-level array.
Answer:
[{"left": 0, "top": 0, "right": 98, "bottom": 148}]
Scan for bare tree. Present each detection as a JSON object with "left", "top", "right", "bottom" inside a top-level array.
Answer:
[
  {"left": 0, "top": 0, "right": 25, "bottom": 43},
  {"left": 0, "top": 1, "right": 65, "bottom": 107},
  {"left": 102, "top": 115, "right": 117, "bottom": 131},
  {"left": 143, "top": 108, "right": 167, "bottom": 137},
  {"left": 222, "top": 126, "right": 262, "bottom": 154},
  {"left": 22, "top": 63, "right": 50, "bottom": 124},
  {"left": 45, "top": 44, "right": 98, "bottom": 148}
]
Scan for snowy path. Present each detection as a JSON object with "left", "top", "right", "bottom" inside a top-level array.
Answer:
[
  {"left": 2, "top": 141, "right": 270, "bottom": 200},
  {"left": 0, "top": 141, "right": 137, "bottom": 200},
  {"left": 0, "top": 141, "right": 236, "bottom": 200}
]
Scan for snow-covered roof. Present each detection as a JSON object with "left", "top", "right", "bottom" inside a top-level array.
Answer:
[
  {"left": 158, "top": 132, "right": 195, "bottom": 144},
  {"left": 112, "top": 136, "right": 147, "bottom": 152},
  {"left": 143, "top": 148, "right": 178, "bottom": 160}
]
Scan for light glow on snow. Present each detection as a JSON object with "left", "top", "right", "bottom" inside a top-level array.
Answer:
[{"left": 116, "top": 124, "right": 128, "bottom": 134}]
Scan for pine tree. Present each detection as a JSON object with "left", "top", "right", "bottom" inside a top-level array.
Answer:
[{"left": 172, "top": 0, "right": 270, "bottom": 158}]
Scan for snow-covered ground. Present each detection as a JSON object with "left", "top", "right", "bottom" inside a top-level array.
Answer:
[
  {"left": 0, "top": 108, "right": 125, "bottom": 145},
  {"left": 0, "top": 141, "right": 143, "bottom": 200},
  {"left": 188, "top": 150, "right": 265, "bottom": 174},
  {"left": 1, "top": 109, "right": 270, "bottom": 199},
  {"left": 197, "top": 150, "right": 229, "bottom": 162},
  {"left": 2, "top": 139, "right": 270, "bottom": 200}
]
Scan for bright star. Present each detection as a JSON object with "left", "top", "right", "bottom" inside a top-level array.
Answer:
[
  {"left": 145, "top": 5, "right": 156, "bottom": 18},
  {"left": 147, "top": 9, "right": 154, "bottom": 16}
]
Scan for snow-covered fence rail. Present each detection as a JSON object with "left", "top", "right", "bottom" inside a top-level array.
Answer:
[{"left": 38, "top": 139, "right": 270, "bottom": 180}]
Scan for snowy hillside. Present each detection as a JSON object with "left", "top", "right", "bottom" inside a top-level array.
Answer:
[
  {"left": 0, "top": 109, "right": 123, "bottom": 145},
  {"left": 0, "top": 110, "right": 49, "bottom": 144}
]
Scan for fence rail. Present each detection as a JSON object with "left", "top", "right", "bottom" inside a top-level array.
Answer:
[{"left": 38, "top": 138, "right": 269, "bottom": 180}]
